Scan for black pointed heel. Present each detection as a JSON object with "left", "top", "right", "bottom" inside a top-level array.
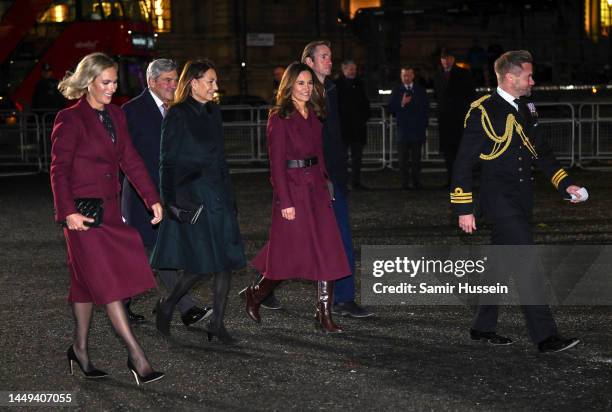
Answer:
[
  {"left": 204, "top": 321, "right": 239, "bottom": 345},
  {"left": 67, "top": 346, "right": 108, "bottom": 379},
  {"left": 127, "top": 358, "right": 165, "bottom": 386}
]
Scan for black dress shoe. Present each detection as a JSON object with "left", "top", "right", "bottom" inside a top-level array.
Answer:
[
  {"left": 126, "top": 306, "right": 145, "bottom": 323},
  {"left": 261, "top": 293, "right": 282, "bottom": 310},
  {"left": 470, "top": 329, "right": 513, "bottom": 345},
  {"left": 331, "top": 302, "right": 374, "bottom": 318},
  {"left": 538, "top": 335, "right": 580, "bottom": 353},
  {"left": 181, "top": 306, "right": 213, "bottom": 326},
  {"left": 204, "top": 321, "right": 239, "bottom": 345}
]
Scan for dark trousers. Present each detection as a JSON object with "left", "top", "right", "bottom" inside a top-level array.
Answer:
[
  {"left": 344, "top": 141, "right": 364, "bottom": 186},
  {"left": 145, "top": 247, "right": 198, "bottom": 315},
  {"left": 157, "top": 269, "right": 199, "bottom": 315},
  {"left": 472, "top": 216, "right": 558, "bottom": 344},
  {"left": 331, "top": 184, "right": 356, "bottom": 304},
  {"left": 398, "top": 141, "right": 423, "bottom": 188},
  {"left": 442, "top": 141, "right": 460, "bottom": 186}
]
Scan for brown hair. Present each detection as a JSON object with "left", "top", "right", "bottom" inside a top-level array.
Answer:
[
  {"left": 270, "top": 62, "right": 325, "bottom": 120},
  {"left": 300, "top": 40, "right": 331, "bottom": 65},
  {"left": 172, "top": 59, "right": 216, "bottom": 106},
  {"left": 494, "top": 50, "right": 533, "bottom": 84}
]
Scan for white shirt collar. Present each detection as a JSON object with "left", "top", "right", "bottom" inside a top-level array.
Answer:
[
  {"left": 148, "top": 89, "right": 165, "bottom": 114},
  {"left": 496, "top": 87, "right": 518, "bottom": 111},
  {"left": 403, "top": 83, "right": 413, "bottom": 89}
]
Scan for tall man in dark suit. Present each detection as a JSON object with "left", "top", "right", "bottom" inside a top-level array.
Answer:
[
  {"left": 335, "top": 59, "right": 370, "bottom": 190},
  {"left": 451, "top": 50, "right": 582, "bottom": 353},
  {"left": 121, "top": 59, "right": 211, "bottom": 326},
  {"left": 389, "top": 66, "right": 429, "bottom": 189},
  {"left": 302, "top": 41, "right": 373, "bottom": 317},
  {"left": 434, "top": 48, "right": 475, "bottom": 186}
]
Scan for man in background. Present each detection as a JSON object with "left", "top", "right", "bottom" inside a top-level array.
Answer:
[
  {"left": 433, "top": 48, "right": 475, "bottom": 186},
  {"left": 389, "top": 66, "right": 429, "bottom": 190},
  {"left": 335, "top": 59, "right": 370, "bottom": 190}
]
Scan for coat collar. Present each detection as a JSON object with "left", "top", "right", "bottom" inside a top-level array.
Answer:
[
  {"left": 75, "top": 96, "right": 119, "bottom": 160},
  {"left": 141, "top": 88, "right": 164, "bottom": 119},
  {"left": 183, "top": 95, "right": 215, "bottom": 115}
]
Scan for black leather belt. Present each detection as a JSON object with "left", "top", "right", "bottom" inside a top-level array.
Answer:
[{"left": 287, "top": 157, "right": 318, "bottom": 168}]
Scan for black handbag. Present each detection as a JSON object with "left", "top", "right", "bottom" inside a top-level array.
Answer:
[
  {"left": 167, "top": 192, "right": 204, "bottom": 225},
  {"left": 62, "top": 198, "right": 104, "bottom": 228},
  {"left": 167, "top": 203, "right": 204, "bottom": 224}
]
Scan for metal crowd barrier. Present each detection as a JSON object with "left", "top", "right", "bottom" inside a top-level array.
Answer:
[
  {"left": 1, "top": 102, "right": 609, "bottom": 177},
  {"left": 0, "top": 110, "right": 43, "bottom": 176},
  {"left": 576, "top": 102, "right": 612, "bottom": 167}
]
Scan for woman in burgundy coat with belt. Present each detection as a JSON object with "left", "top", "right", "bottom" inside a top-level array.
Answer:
[
  {"left": 51, "top": 53, "right": 164, "bottom": 385},
  {"left": 241, "top": 62, "right": 350, "bottom": 333}
]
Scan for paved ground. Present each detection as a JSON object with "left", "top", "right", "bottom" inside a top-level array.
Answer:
[{"left": 0, "top": 169, "right": 611, "bottom": 411}]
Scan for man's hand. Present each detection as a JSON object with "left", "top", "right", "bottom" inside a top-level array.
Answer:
[
  {"left": 281, "top": 207, "right": 295, "bottom": 220},
  {"left": 458, "top": 214, "right": 477, "bottom": 234},
  {"left": 566, "top": 185, "right": 582, "bottom": 203},
  {"left": 401, "top": 93, "right": 412, "bottom": 107},
  {"left": 150, "top": 202, "right": 163, "bottom": 224}
]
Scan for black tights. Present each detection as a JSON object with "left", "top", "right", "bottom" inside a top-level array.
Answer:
[
  {"left": 72, "top": 301, "right": 153, "bottom": 375},
  {"left": 161, "top": 271, "right": 231, "bottom": 329}
]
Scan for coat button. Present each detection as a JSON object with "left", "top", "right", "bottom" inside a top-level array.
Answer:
[
  {"left": 105, "top": 173, "right": 111, "bottom": 178},
  {"left": 519, "top": 178, "right": 524, "bottom": 182},
  {"left": 518, "top": 167, "right": 522, "bottom": 171},
  {"left": 531, "top": 177, "right": 535, "bottom": 181},
  {"left": 518, "top": 157, "right": 522, "bottom": 161}
]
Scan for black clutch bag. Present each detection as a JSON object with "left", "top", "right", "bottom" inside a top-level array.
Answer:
[
  {"left": 167, "top": 191, "right": 204, "bottom": 225},
  {"left": 62, "top": 198, "right": 104, "bottom": 228},
  {"left": 167, "top": 202, "right": 204, "bottom": 224}
]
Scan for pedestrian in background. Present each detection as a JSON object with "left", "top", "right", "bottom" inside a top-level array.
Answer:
[
  {"left": 335, "top": 59, "right": 370, "bottom": 190},
  {"left": 433, "top": 48, "right": 475, "bottom": 187},
  {"left": 389, "top": 66, "right": 429, "bottom": 190}
]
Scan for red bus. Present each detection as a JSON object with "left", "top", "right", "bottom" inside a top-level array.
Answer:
[{"left": 0, "top": 0, "right": 156, "bottom": 111}]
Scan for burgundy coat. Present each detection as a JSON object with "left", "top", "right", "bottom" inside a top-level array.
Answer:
[
  {"left": 50, "top": 97, "right": 160, "bottom": 304},
  {"left": 251, "top": 111, "right": 350, "bottom": 281}
]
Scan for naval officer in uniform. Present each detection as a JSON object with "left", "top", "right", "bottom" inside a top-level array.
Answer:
[{"left": 450, "top": 50, "right": 584, "bottom": 353}]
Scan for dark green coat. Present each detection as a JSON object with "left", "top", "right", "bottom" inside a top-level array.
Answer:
[{"left": 150, "top": 96, "right": 246, "bottom": 274}]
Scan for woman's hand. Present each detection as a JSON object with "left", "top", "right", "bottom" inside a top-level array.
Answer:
[
  {"left": 281, "top": 207, "right": 295, "bottom": 220},
  {"left": 65, "top": 213, "right": 95, "bottom": 231},
  {"left": 150, "top": 202, "right": 163, "bottom": 224}
]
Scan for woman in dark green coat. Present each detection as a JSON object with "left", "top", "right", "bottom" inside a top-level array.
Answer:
[{"left": 150, "top": 59, "right": 246, "bottom": 344}]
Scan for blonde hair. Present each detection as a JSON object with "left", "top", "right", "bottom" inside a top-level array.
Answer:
[{"left": 58, "top": 53, "right": 118, "bottom": 100}]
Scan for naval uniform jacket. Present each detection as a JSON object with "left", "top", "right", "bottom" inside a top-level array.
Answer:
[{"left": 450, "top": 92, "right": 573, "bottom": 221}]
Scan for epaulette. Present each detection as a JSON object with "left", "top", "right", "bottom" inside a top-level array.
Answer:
[{"left": 463, "top": 94, "right": 491, "bottom": 128}]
